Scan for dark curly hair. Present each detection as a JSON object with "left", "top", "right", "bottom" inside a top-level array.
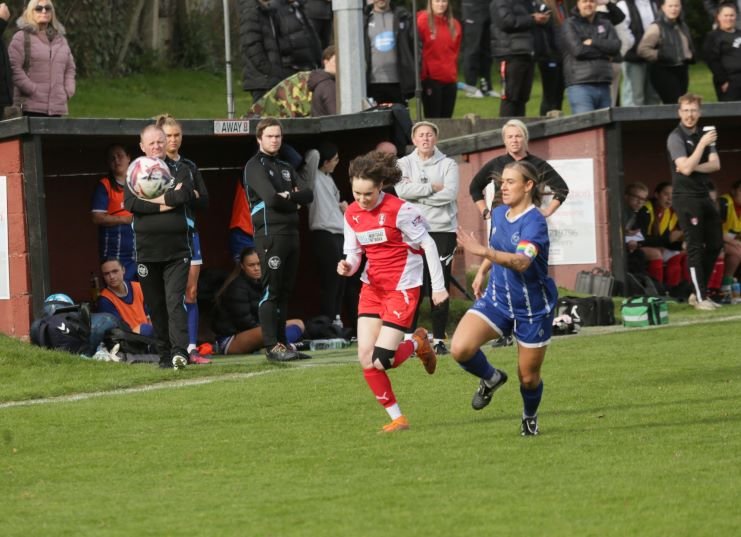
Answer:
[{"left": 348, "top": 150, "right": 402, "bottom": 188}]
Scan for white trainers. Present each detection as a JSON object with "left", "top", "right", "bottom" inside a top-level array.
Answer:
[{"left": 694, "top": 299, "right": 716, "bottom": 311}]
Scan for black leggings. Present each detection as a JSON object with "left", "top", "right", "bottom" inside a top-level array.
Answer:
[
  {"left": 421, "top": 79, "right": 457, "bottom": 118},
  {"left": 649, "top": 63, "right": 688, "bottom": 104}
]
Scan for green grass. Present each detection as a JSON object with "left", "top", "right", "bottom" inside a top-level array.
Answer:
[
  {"left": 1, "top": 309, "right": 740, "bottom": 536},
  {"left": 68, "top": 64, "right": 717, "bottom": 120}
]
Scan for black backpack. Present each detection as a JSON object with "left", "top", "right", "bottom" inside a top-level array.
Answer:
[
  {"left": 30, "top": 303, "right": 93, "bottom": 355},
  {"left": 104, "top": 327, "right": 160, "bottom": 364}
]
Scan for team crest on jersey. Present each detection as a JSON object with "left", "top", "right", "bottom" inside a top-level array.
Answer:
[
  {"left": 511, "top": 232, "right": 520, "bottom": 245},
  {"left": 281, "top": 170, "right": 291, "bottom": 182},
  {"left": 268, "top": 255, "right": 281, "bottom": 269},
  {"left": 378, "top": 213, "right": 386, "bottom": 225},
  {"left": 137, "top": 264, "right": 148, "bottom": 278}
]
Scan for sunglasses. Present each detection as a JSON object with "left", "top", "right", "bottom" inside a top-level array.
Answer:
[{"left": 34, "top": 5, "right": 53, "bottom": 12}]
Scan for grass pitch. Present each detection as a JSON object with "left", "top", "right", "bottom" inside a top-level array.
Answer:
[{"left": 1, "top": 316, "right": 740, "bottom": 536}]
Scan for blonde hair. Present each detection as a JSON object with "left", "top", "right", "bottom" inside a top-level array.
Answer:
[
  {"left": 425, "top": 0, "right": 458, "bottom": 39},
  {"left": 501, "top": 119, "right": 530, "bottom": 151},
  {"left": 155, "top": 113, "right": 182, "bottom": 131},
  {"left": 411, "top": 120, "right": 439, "bottom": 138},
  {"left": 21, "top": 0, "right": 66, "bottom": 35}
]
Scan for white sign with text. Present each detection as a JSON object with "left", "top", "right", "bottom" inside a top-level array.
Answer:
[{"left": 545, "top": 159, "right": 597, "bottom": 265}]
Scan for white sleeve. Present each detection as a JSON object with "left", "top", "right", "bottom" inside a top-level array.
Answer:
[
  {"left": 396, "top": 201, "right": 430, "bottom": 243},
  {"left": 343, "top": 215, "right": 362, "bottom": 255},
  {"left": 420, "top": 233, "right": 445, "bottom": 292},
  {"left": 343, "top": 252, "right": 362, "bottom": 276}
]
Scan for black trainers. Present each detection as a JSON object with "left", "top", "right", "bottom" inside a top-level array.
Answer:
[
  {"left": 433, "top": 341, "right": 449, "bottom": 356},
  {"left": 471, "top": 369, "right": 508, "bottom": 410},
  {"left": 521, "top": 416, "right": 539, "bottom": 436},
  {"left": 266, "top": 343, "right": 298, "bottom": 362},
  {"left": 491, "top": 335, "right": 513, "bottom": 348}
]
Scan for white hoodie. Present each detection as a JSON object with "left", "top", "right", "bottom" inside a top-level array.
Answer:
[{"left": 396, "top": 147, "right": 459, "bottom": 233}]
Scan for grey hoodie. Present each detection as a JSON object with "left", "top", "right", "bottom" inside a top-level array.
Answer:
[{"left": 396, "top": 147, "right": 459, "bottom": 233}]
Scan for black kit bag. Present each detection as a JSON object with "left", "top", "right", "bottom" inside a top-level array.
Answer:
[
  {"left": 104, "top": 327, "right": 160, "bottom": 363},
  {"left": 557, "top": 296, "right": 616, "bottom": 327},
  {"left": 574, "top": 268, "right": 615, "bottom": 297},
  {"left": 30, "top": 303, "right": 93, "bottom": 355}
]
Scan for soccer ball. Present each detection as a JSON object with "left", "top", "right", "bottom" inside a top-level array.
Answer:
[{"left": 126, "top": 156, "right": 173, "bottom": 199}]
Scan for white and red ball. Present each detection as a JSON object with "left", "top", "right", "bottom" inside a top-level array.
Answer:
[{"left": 126, "top": 156, "right": 173, "bottom": 199}]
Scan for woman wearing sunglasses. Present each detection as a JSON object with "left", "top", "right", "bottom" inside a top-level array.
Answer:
[{"left": 8, "top": 0, "right": 75, "bottom": 116}]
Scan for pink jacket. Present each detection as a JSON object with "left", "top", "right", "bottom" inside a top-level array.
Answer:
[{"left": 8, "top": 23, "right": 76, "bottom": 116}]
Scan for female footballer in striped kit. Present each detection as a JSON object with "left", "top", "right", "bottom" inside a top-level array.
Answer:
[{"left": 454, "top": 160, "right": 557, "bottom": 436}]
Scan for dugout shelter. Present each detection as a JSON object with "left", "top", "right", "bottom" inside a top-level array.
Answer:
[{"left": 1, "top": 104, "right": 740, "bottom": 338}]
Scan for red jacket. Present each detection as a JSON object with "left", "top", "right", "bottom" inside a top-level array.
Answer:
[{"left": 417, "top": 11, "right": 461, "bottom": 84}]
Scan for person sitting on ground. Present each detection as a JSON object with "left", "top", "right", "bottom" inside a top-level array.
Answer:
[
  {"left": 211, "top": 247, "right": 306, "bottom": 355},
  {"left": 96, "top": 258, "right": 153, "bottom": 337},
  {"left": 309, "top": 45, "right": 337, "bottom": 116}
]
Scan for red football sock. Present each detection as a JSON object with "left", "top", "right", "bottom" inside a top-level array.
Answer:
[
  {"left": 665, "top": 255, "right": 682, "bottom": 287},
  {"left": 363, "top": 368, "right": 397, "bottom": 408},
  {"left": 391, "top": 340, "right": 415, "bottom": 368},
  {"left": 647, "top": 259, "right": 664, "bottom": 284}
]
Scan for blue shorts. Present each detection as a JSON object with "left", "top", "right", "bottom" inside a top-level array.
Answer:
[
  {"left": 191, "top": 232, "right": 203, "bottom": 265},
  {"left": 469, "top": 299, "right": 554, "bottom": 348}
]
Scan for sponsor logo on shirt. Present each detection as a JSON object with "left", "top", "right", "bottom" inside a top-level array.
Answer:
[{"left": 356, "top": 228, "right": 388, "bottom": 245}]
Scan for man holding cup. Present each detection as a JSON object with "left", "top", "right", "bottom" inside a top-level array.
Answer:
[{"left": 666, "top": 93, "right": 723, "bottom": 310}]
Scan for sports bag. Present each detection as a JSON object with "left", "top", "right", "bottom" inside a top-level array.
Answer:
[
  {"left": 621, "top": 296, "right": 669, "bottom": 327},
  {"left": 30, "top": 303, "right": 93, "bottom": 355},
  {"left": 103, "top": 327, "right": 160, "bottom": 363},
  {"left": 557, "top": 296, "right": 616, "bottom": 326},
  {"left": 575, "top": 268, "right": 615, "bottom": 297}
]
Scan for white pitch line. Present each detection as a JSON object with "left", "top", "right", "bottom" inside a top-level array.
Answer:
[{"left": 0, "top": 359, "right": 352, "bottom": 410}]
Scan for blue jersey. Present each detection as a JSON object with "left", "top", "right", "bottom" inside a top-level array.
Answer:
[
  {"left": 484, "top": 204, "right": 557, "bottom": 319},
  {"left": 91, "top": 178, "right": 135, "bottom": 263}
]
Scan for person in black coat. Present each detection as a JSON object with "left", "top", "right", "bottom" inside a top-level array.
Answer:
[
  {"left": 0, "top": 3, "right": 14, "bottom": 118},
  {"left": 237, "top": 0, "right": 292, "bottom": 102},
  {"left": 211, "top": 248, "right": 305, "bottom": 355},
  {"left": 274, "top": 0, "right": 322, "bottom": 72},
  {"left": 704, "top": 3, "right": 741, "bottom": 101}
]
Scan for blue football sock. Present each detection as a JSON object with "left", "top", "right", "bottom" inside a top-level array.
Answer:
[
  {"left": 186, "top": 302, "right": 199, "bottom": 346},
  {"left": 458, "top": 349, "right": 496, "bottom": 380},
  {"left": 521, "top": 381, "right": 544, "bottom": 418}
]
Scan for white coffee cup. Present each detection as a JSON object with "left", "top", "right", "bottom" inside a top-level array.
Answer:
[{"left": 703, "top": 126, "right": 717, "bottom": 146}]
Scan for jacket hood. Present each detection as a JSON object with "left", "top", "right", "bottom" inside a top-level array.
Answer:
[
  {"left": 308, "top": 69, "right": 333, "bottom": 91},
  {"left": 410, "top": 147, "right": 448, "bottom": 166}
]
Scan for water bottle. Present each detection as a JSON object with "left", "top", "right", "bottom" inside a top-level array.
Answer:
[
  {"left": 90, "top": 272, "right": 101, "bottom": 302},
  {"left": 732, "top": 280, "right": 741, "bottom": 303},
  {"left": 309, "top": 338, "right": 349, "bottom": 351}
]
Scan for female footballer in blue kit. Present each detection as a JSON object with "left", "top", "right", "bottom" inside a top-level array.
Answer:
[{"left": 453, "top": 160, "right": 557, "bottom": 436}]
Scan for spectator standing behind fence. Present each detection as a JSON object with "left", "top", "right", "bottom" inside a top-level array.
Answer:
[
  {"left": 491, "top": 0, "right": 551, "bottom": 118},
  {"left": 301, "top": 142, "right": 346, "bottom": 322},
  {"left": 666, "top": 94, "right": 722, "bottom": 311},
  {"left": 237, "top": 0, "right": 290, "bottom": 103},
  {"left": 469, "top": 119, "right": 569, "bottom": 220},
  {"left": 596, "top": 0, "right": 631, "bottom": 106},
  {"left": 156, "top": 114, "right": 210, "bottom": 365},
  {"left": 561, "top": 0, "right": 620, "bottom": 114},
  {"left": 91, "top": 144, "right": 136, "bottom": 281},
  {"left": 364, "top": 0, "right": 416, "bottom": 105},
  {"left": 704, "top": 0, "right": 741, "bottom": 29},
  {"left": 305, "top": 0, "right": 333, "bottom": 49},
  {"left": 396, "top": 121, "right": 458, "bottom": 355},
  {"left": 243, "top": 118, "right": 314, "bottom": 362},
  {"left": 275, "top": 0, "right": 322, "bottom": 72},
  {"left": 535, "top": 0, "right": 568, "bottom": 116},
  {"left": 718, "top": 180, "right": 741, "bottom": 298},
  {"left": 617, "top": 0, "right": 660, "bottom": 106},
  {"left": 309, "top": 45, "right": 337, "bottom": 116},
  {"left": 211, "top": 248, "right": 306, "bottom": 355},
  {"left": 704, "top": 3, "right": 741, "bottom": 102},
  {"left": 8, "top": 0, "right": 74, "bottom": 117},
  {"left": 461, "top": 0, "right": 495, "bottom": 97},
  {"left": 417, "top": 0, "right": 461, "bottom": 118},
  {"left": 124, "top": 125, "right": 196, "bottom": 369},
  {"left": 1, "top": 3, "right": 14, "bottom": 119},
  {"left": 637, "top": 0, "right": 694, "bottom": 104}
]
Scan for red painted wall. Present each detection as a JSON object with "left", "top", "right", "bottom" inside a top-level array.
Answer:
[{"left": 0, "top": 139, "right": 32, "bottom": 338}]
